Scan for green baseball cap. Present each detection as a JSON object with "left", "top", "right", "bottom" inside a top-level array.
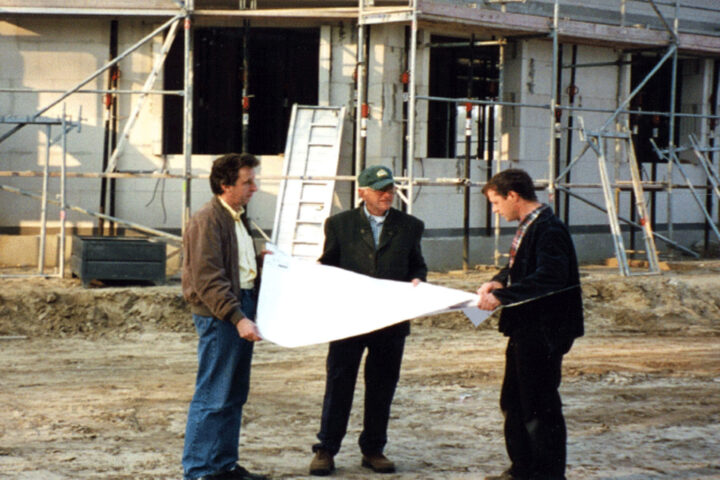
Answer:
[{"left": 358, "top": 165, "right": 395, "bottom": 190}]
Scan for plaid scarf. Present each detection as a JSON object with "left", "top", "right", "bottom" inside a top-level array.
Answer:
[{"left": 508, "top": 204, "right": 548, "bottom": 268}]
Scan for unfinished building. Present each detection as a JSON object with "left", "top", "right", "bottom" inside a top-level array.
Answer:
[{"left": 1, "top": 0, "right": 720, "bottom": 275}]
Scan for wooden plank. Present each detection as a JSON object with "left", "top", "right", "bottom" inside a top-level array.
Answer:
[
  {"left": 419, "top": 1, "right": 550, "bottom": 35},
  {"left": 0, "top": 0, "right": 175, "bottom": 8},
  {"left": 195, "top": 7, "right": 358, "bottom": 20},
  {"left": 359, "top": 6, "right": 413, "bottom": 25},
  {"left": 360, "top": 11, "right": 414, "bottom": 25}
]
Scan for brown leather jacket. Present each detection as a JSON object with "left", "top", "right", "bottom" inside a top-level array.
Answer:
[{"left": 182, "top": 196, "right": 257, "bottom": 324}]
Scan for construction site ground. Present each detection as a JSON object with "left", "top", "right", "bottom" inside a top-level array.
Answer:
[{"left": 1, "top": 261, "right": 719, "bottom": 480}]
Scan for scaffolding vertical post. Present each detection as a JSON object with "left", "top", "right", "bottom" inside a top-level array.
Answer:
[
  {"left": 462, "top": 34, "right": 475, "bottom": 271},
  {"left": 59, "top": 106, "right": 68, "bottom": 278},
  {"left": 547, "top": 0, "right": 559, "bottom": 203},
  {"left": 100, "top": 19, "right": 119, "bottom": 237},
  {"left": 563, "top": 44, "right": 579, "bottom": 225},
  {"left": 242, "top": 19, "right": 250, "bottom": 153},
  {"left": 492, "top": 38, "right": 506, "bottom": 267},
  {"left": 108, "top": 23, "right": 120, "bottom": 235},
  {"left": 182, "top": 5, "right": 194, "bottom": 236},
  {"left": 666, "top": 0, "right": 680, "bottom": 245},
  {"left": 38, "top": 124, "right": 51, "bottom": 274},
  {"left": 406, "top": 0, "right": 418, "bottom": 215},
  {"left": 355, "top": 4, "right": 367, "bottom": 206}
]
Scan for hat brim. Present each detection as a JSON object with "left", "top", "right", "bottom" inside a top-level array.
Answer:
[{"left": 366, "top": 178, "right": 395, "bottom": 190}]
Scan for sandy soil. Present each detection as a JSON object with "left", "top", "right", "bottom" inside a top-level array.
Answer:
[{"left": 1, "top": 262, "right": 720, "bottom": 480}]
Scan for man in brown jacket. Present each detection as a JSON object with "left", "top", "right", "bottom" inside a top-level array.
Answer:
[{"left": 181, "top": 153, "right": 268, "bottom": 480}]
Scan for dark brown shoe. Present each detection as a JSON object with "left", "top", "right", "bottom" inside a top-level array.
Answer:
[
  {"left": 309, "top": 449, "right": 335, "bottom": 476},
  {"left": 485, "top": 469, "right": 528, "bottom": 480},
  {"left": 361, "top": 453, "right": 396, "bottom": 473}
]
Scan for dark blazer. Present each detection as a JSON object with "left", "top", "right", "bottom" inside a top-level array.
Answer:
[
  {"left": 491, "top": 207, "right": 584, "bottom": 352},
  {"left": 319, "top": 205, "right": 428, "bottom": 335}
]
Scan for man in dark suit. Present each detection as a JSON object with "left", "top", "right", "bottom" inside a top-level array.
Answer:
[
  {"left": 477, "top": 169, "right": 584, "bottom": 480},
  {"left": 309, "top": 165, "right": 428, "bottom": 476}
]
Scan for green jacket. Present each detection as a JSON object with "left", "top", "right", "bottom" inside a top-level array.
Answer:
[{"left": 319, "top": 205, "right": 428, "bottom": 336}]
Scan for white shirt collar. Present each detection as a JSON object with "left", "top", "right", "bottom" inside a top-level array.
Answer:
[{"left": 218, "top": 196, "right": 245, "bottom": 221}]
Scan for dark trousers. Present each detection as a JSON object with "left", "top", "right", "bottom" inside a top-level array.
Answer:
[
  {"left": 313, "top": 327, "right": 406, "bottom": 456},
  {"left": 501, "top": 336, "right": 567, "bottom": 480}
]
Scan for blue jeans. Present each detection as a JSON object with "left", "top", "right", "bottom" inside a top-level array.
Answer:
[{"left": 182, "top": 289, "right": 256, "bottom": 480}]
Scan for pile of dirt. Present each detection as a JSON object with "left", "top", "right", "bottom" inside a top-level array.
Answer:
[
  {"left": 2, "top": 260, "right": 720, "bottom": 338},
  {"left": 0, "top": 279, "right": 189, "bottom": 338},
  {"left": 581, "top": 268, "right": 720, "bottom": 336}
]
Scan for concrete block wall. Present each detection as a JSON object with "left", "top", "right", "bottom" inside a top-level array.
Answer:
[
  {"left": 0, "top": 17, "right": 175, "bottom": 234},
  {"left": 325, "top": 22, "right": 358, "bottom": 213},
  {"left": 1, "top": 18, "right": 109, "bottom": 234},
  {"left": 365, "top": 23, "right": 405, "bottom": 174}
]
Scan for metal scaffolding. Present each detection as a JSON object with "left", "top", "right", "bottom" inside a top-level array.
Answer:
[{"left": 356, "top": 0, "right": 720, "bottom": 273}]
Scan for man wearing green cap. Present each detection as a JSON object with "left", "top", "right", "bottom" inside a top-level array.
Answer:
[{"left": 309, "top": 165, "right": 428, "bottom": 476}]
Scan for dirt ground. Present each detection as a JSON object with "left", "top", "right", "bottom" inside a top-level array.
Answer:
[{"left": 1, "top": 261, "right": 720, "bottom": 480}]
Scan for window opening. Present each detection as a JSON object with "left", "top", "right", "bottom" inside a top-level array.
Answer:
[
  {"left": 427, "top": 35, "right": 499, "bottom": 159},
  {"left": 163, "top": 27, "right": 319, "bottom": 155}
]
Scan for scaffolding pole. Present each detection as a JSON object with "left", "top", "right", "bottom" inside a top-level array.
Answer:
[
  {"left": 406, "top": 0, "right": 418, "bottom": 215},
  {"left": 355, "top": 1, "right": 368, "bottom": 206},
  {"left": 182, "top": 4, "right": 194, "bottom": 236},
  {"left": 547, "top": 0, "right": 560, "bottom": 202},
  {"left": 462, "top": 33, "right": 476, "bottom": 272},
  {"left": 665, "top": 0, "right": 681, "bottom": 246}
]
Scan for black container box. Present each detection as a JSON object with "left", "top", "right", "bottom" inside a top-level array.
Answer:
[{"left": 71, "top": 236, "right": 166, "bottom": 287}]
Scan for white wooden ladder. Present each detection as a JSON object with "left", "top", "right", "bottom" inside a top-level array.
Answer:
[{"left": 271, "top": 104, "right": 346, "bottom": 260}]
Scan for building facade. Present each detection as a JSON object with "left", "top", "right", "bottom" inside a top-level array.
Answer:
[{"left": 1, "top": 1, "right": 719, "bottom": 271}]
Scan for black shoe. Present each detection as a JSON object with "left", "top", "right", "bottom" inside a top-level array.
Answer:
[{"left": 201, "top": 464, "right": 269, "bottom": 480}]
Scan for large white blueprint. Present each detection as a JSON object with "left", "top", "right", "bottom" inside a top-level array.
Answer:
[{"left": 255, "top": 246, "right": 490, "bottom": 348}]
